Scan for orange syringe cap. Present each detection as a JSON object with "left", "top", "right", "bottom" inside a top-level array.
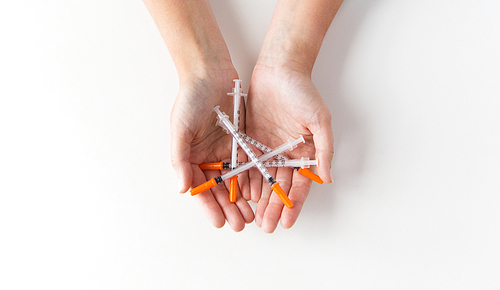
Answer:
[
  {"left": 229, "top": 176, "right": 238, "bottom": 203},
  {"left": 190, "top": 178, "right": 217, "bottom": 196},
  {"left": 271, "top": 183, "right": 293, "bottom": 208},
  {"left": 298, "top": 168, "right": 323, "bottom": 184},
  {"left": 199, "top": 162, "right": 223, "bottom": 170}
]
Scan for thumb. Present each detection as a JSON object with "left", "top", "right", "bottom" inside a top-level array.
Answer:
[
  {"left": 310, "top": 114, "right": 334, "bottom": 183},
  {"left": 170, "top": 131, "right": 193, "bottom": 193}
]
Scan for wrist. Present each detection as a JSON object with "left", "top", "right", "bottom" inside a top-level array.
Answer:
[
  {"left": 169, "top": 21, "right": 234, "bottom": 80},
  {"left": 177, "top": 62, "right": 238, "bottom": 96},
  {"left": 176, "top": 49, "right": 234, "bottom": 82},
  {"left": 256, "top": 33, "right": 318, "bottom": 76},
  {"left": 144, "top": 0, "right": 235, "bottom": 80},
  {"left": 256, "top": 0, "right": 342, "bottom": 75},
  {"left": 256, "top": 16, "right": 324, "bottom": 76}
]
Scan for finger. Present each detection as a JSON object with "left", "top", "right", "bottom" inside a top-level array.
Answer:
[
  {"left": 192, "top": 166, "right": 225, "bottom": 228},
  {"left": 260, "top": 190, "right": 284, "bottom": 234},
  {"left": 310, "top": 115, "right": 334, "bottom": 183},
  {"left": 249, "top": 167, "right": 263, "bottom": 203},
  {"left": 254, "top": 164, "right": 276, "bottom": 226},
  {"left": 237, "top": 149, "right": 251, "bottom": 201},
  {"left": 170, "top": 127, "right": 193, "bottom": 193},
  {"left": 238, "top": 170, "right": 251, "bottom": 201},
  {"left": 233, "top": 156, "right": 254, "bottom": 223},
  {"left": 219, "top": 159, "right": 254, "bottom": 225},
  {"left": 262, "top": 165, "right": 277, "bottom": 196},
  {"left": 209, "top": 171, "right": 246, "bottom": 232},
  {"left": 254, "top": 181, "right": 272, "bottom": 228},
  {"left": 280, "top": 172, "right": 312, "bottom": 229},
  {"left": 260, "top": 167, "right": 292, "bottom": 233},
  {"left": 274, "top": 167, "right": 293, "bottom": 197},
  {"left": 235, "top": 191, "right": 255, "bottom": 224},
  {"left": 254, "top": 165, "right": 275, "bottom": 225}
]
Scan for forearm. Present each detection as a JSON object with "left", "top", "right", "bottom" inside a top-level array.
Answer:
[
  {"left": 257, "top": 0, "right": 343, "bottom": 75},
  {"left": 143, "top": 0, "right": 233, "bottom": 79}
]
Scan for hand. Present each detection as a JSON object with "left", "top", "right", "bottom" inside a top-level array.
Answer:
[
  {"left": 171, "top": 67, "right": 254, "bottom": 231},
  {"left": 144, "top": 0, "right": 341, "bottom": 232},
  {"left": 245, "top": 64, "right": 334, "bottom": 233}
]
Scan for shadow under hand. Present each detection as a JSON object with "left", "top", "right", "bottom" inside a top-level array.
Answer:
[
  {"left": 210, "top": 0, "right": 381, "bottom": 234},
  {"left": 302, "top": 0, "right": 382, "bottom": 235}
]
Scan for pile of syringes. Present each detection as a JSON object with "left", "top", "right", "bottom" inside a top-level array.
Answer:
[{"left": 189, "top": 80, "right": 323, "bottom": 208}]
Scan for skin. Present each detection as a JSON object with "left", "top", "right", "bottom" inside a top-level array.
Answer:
[
  {"left": 247, "top": 0, "right": 342, "bottom": 233},
  {"left": 143, "top": 0, "right": 254, "bottom": 231},
  {"left": 143, "top": 0, "right": 343, "bottom": 232}
]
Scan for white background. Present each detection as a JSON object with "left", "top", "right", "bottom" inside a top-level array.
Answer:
[{"left": 1, "top": 0, "right": 499, "bottom": 289}]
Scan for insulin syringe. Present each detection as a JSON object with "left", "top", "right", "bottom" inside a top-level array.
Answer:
[
  {"left": 195, "top": 137, "right": 304, "bottom": 181},
  {"left": 190, "top": 107, "right": 302, "bottom": 208},
  {"left": 227, "top": 79, "right": 246, "bottom": 202},
  {"left": 190, "top": 136, "right": 304, "bottom": 207},
  {"left": 238, "top": 133, "right": 323, "bottom": 184},
  {"left": 200, "top": 158, "right": 317, "bottom": 170}
]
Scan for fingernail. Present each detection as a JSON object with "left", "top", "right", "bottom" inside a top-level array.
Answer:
[{"left": 329, "top": 169, "right": 334, "bottom": 183}]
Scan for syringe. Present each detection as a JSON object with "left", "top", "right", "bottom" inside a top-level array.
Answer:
[
  {"left": 238, "top": 133, "right": 323, "bottom": 184},
  {"left": 238, "top": 133, "right": 287, "bottom": 161},
  {"left": 227, "top": 79, "right": 246, "bottom": 202},
  {"left": 190, "top": 106, "right": 302, "bottom": 208},
  {"left": 199, "top": 158, "right": 318, "bottom": 170},
  {"left": 190, "top": 135, "right": 304, "bottom": 207}
]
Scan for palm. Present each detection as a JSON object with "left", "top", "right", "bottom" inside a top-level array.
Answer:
[
  {"left": 246, "top": 66, "right": 333, "bottom": 233},
  {"left": 171, "top": 69, "right": 254, "bottom": 231}
]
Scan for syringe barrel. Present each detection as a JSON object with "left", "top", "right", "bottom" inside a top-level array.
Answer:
[
  {"left": 214, "top": 106, "right": 273, "bottom": 182},
  {"left": 230, "top": 93, "right": 241, "bottom": 170},
  {"left": 220, "top": 159, "right": 255, "bottom": 180},
  {"left": 219, "top": 138, "right": 305, "bottom": 180},
  {"left": 282, "top": 157, "right": 317, "bottom": 168},
  {"left": 238, "top": 133, "right": 288, "bottom": 161},
  {"left": 256, "top": 136, "right": 305, "bottom": 162}
]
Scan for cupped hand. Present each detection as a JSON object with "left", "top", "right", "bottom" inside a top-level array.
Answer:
[
  {"left": 245, "top": 64, "right": 334, "bottom": 233},
  {"left": 171, "top": 68, "right": 254, "bottom": 231}
]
